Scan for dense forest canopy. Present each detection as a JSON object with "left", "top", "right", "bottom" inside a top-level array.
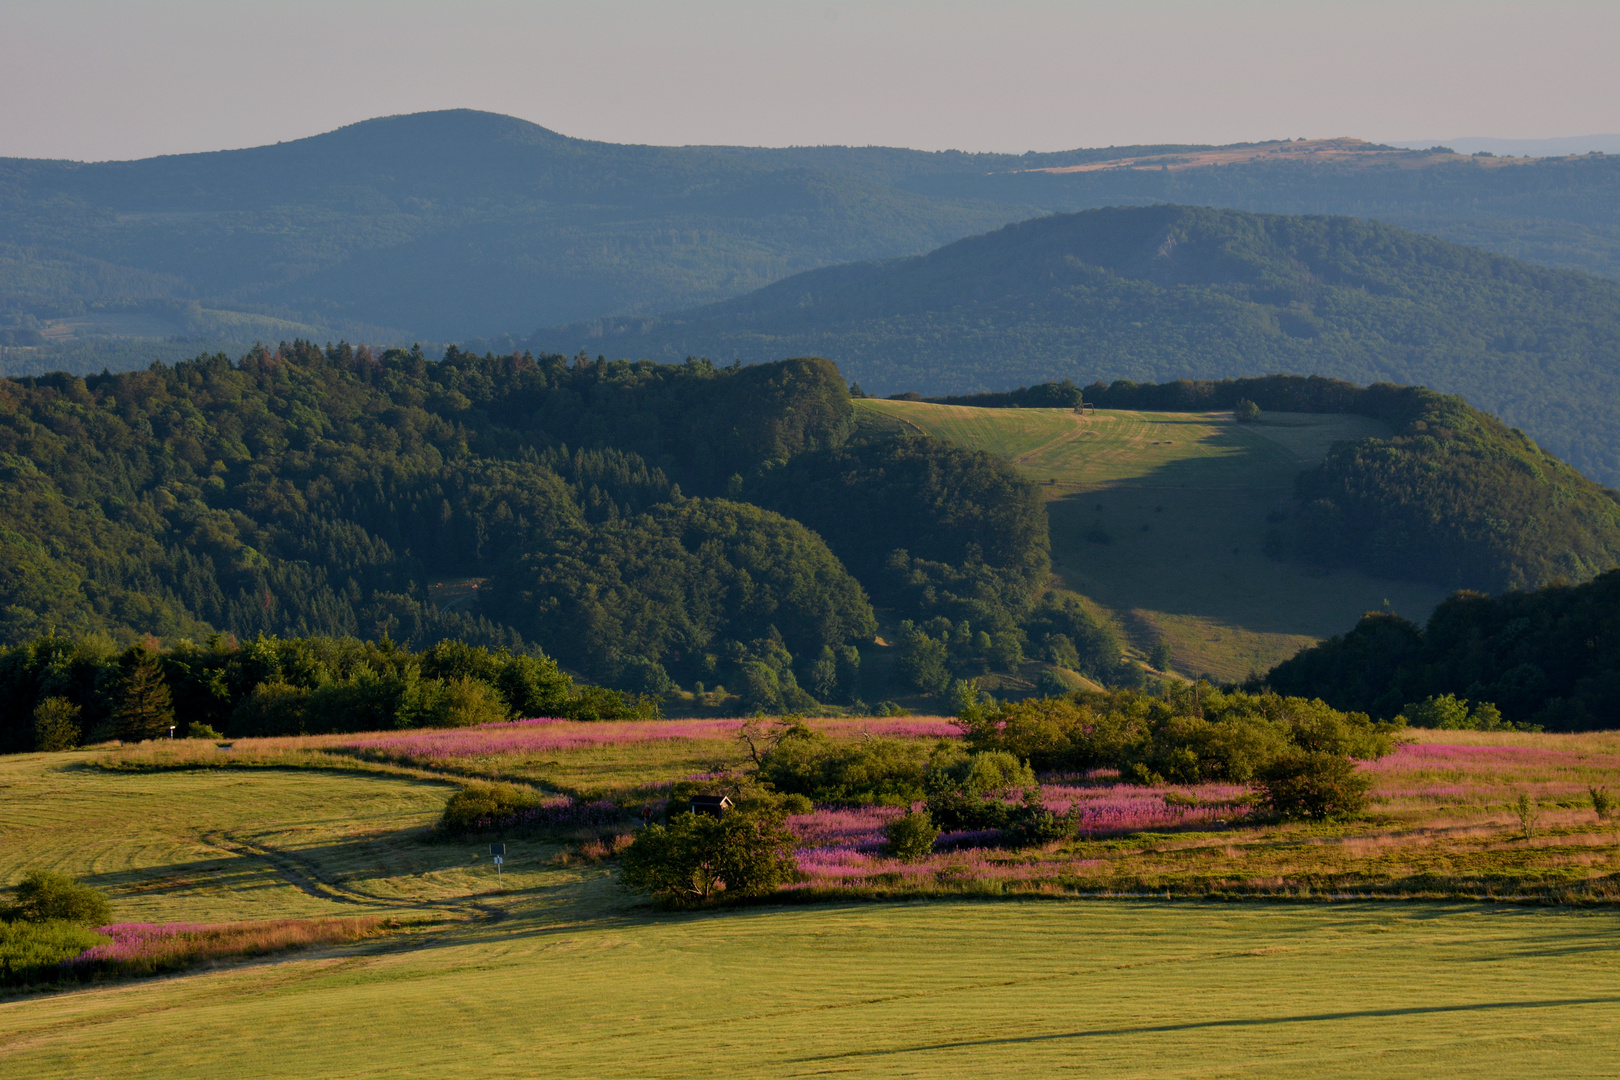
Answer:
[
  {"left": 743, "top": 434, "right": 1050, "bottom": 632},
  {"left": 0, "top": 344, "right": 1053, "bottom": 705},
  {"left": 1263, "top": 570, "right": 1620, "bottom": 732},
  {"left": 554, "top": 206, "right": 1620, "bottom": 485}
]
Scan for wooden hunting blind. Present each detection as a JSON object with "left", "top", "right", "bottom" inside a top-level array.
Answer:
[{"left": 690, "top": 795, "right": 733, "bottom": 817}]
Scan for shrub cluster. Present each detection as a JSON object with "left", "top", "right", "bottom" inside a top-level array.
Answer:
[
  {"left": 4, "top": 870, "right": 111, "bottom": 926},
  {"left": 754, "top": 726, "right": 962, "bottom": 806},
  {"left": 1254, "top": 752, "right": 1373, "bottom": 821},
  {"left": 883, "top": 812, "right": 940, "bottom": 862},
  {"left": 1, "top": 870, "right": 114, "bottom": 989},
  {"left": 955, "top": 685, "right": 1400, "bottom": 785},
  {"left": 440, "top": 782, "right": 621, "bottom": 836}
]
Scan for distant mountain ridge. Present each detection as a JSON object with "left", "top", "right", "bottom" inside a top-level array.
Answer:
[
  {"left": 540, "top": 205, "right": 1620, "bottom": 485},
  {"left": 3, "top": 110, "right": 1620, "bottom": 364}
]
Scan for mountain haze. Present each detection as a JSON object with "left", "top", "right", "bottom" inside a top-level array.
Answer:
[
  {"left": 547, "top": 206, "right": 1620, "bottom": 485},
  {"left": 0, "top": 110, "right": 1027, "bottom": 343},
  {"left": 3, "top": 111, "right": 1619, "bottom": 363}
]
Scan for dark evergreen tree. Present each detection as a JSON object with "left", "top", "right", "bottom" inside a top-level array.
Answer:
[{"left": 110, "top": 647, "right": 175, "bottom": 741}]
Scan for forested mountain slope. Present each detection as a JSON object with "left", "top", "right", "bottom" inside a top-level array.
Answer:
[
  {"left": 0, "top": 347, "right": 1049, "bottom": 705},
  {"left": 4, "top": 113, "right": 1618, "bottom": 367},
  {"left": 555, "top": 206, "right": 1620, "bottom": 485}
]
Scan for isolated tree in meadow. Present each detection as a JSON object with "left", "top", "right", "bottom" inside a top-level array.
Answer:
[
  {"left": 1149, "top": 638, "right": 1173, "bottom": 673},
  {"left": 619, "top": 808, "right": 800, "bottom": 906},
  {"left": 9, "top": 870, "right": 111, "bottom": 925},
  {"left": 109, "top": 646, "right": 175, "bottom": 741}
]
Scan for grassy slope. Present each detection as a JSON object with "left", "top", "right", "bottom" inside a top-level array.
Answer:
[
  {"left": 859, "top": 399, "right": 1449, "bottom": 680},
  {"left": 3, "top": 749, "right": 1620, "bottom": 1078}
]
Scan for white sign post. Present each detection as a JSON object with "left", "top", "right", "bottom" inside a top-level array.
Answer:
[{"left": 490, "top": 843, "right": 505, "bottom": 885}]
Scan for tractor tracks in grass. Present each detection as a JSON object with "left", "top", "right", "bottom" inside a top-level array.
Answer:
[
  {"left": 1012, "top": 412, "right": 1090, "bottom": 466},
  {"left": 199, "top": 830, "right": 510, "bottom": 928}
]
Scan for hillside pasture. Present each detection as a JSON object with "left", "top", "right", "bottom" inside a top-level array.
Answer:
[
  {"left": 68, "top": 721, "right": 1620, "bottom": 903},
  {"left": 4, "top": 728, "right": 1620, "bottom": 1076},
  {"left": 859, "top": 399, "right": 1448, "bottom": 679}
]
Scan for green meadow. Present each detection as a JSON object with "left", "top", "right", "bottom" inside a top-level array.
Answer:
[
  {"left": 5, "top": 747, "right": 1620, "bottom": 1078},
  {"left": 858, "top": 399, "right": 1449, "bottom": 680}
]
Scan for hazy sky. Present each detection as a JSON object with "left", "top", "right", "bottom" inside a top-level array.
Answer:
[{"left": 3, "top": 0, "right": 1617, "bottom": 161}]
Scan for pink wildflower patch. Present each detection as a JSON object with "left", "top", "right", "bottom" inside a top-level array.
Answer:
[
  {"left": 326, "top": 714, "right": 959, "bottom": 767},
  {"left": 66, "top": 917, "right": 384, "bottom": 977}
]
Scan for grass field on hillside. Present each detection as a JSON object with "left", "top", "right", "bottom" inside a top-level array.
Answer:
[
  {"left": 5, "top": 739, "right": 1620, "bottom": 1078},
  {"left": 858, "top": 399, "right": 1447, "bottom": 679},
  {"left": 62, "top": 722, "right": 1620, "bottom": 901}
]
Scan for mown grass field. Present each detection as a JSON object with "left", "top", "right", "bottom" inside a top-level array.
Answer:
[
  {"left": 857, "top": 399, "right": 1448, "bottom": 680},
  {"left": 4, "top": 736, "right": 1620, "bottom": 1079}
]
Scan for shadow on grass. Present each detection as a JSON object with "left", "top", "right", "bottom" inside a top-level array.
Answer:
[
  {"left": 1045, "top": 422, "right": 1444, "bottom": 642},
  {"left": 791, "top": 996, "right": 1620, "bottom": 1061}
]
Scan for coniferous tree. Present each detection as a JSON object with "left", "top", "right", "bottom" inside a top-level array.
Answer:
[{"left": 110, "top": 647, "right": 175, "bottom": 741}]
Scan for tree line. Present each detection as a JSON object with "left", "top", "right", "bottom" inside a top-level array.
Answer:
[
  {"left": 1262, "top": 568, "right": 1620, "bottom": 731},
  {"left": 0, "top": 633, "right": 657, "bottom": 754}
]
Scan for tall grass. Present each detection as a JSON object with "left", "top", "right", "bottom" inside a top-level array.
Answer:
[{"left": 67, "top": 918, "right": 388, "bottom": 979}]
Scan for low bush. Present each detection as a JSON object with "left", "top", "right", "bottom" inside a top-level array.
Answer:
[
  {"left": 6, "top": 870, "right": 112, "bottom": 926},
  {"left": 0, "top": 920, "right": 108, "bottom": 988},
  {"left": 883, "top": 811, "right": 940, "bottom": 862},
  {"left": 619, "top": 808, "right": 800, "bottom": 906},
  {"left": 440, "top": 782, "right": 546, "bottom": 834},
  {"left": 1255, "top": 752, "right": 1371, "bottom": 821},
  {"left": 1591, "top": 785, "right": 1614, "bottom": 821},
  {"left": 1002, "top": 799, "right": 1076, "bottom": 847},
  {"left": 923, "top": 750, "right": 1036, "bottom": 831},
  {"left": 756, "top": 726, "right": 962, "bottom": 805}
]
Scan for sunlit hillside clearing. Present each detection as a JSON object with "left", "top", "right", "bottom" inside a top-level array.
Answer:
[{"left": 859, "top": 399, "right": 1449, "bottom": 680}]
